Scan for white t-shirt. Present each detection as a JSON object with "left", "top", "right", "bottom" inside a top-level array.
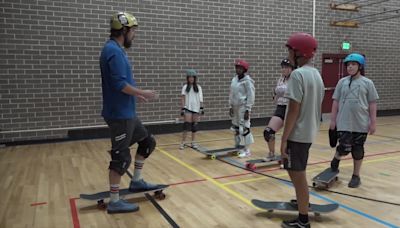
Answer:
[{"left": 181, "top": 84, "right": 203, "bottom": 113}]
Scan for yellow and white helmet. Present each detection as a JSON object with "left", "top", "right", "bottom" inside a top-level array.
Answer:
[{"left": 110, "top": 12, "right": 138, "bottom": 30}]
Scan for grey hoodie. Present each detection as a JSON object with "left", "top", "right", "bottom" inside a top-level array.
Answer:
[{"left": 229, "top": 74, "right": 255, "bottom": 111}]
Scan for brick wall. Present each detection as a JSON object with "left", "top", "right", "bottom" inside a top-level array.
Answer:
[{"left": 1, "top": 0, "right": 399, "bottom": 142}]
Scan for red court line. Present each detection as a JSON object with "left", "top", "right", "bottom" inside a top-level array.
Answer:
[
  {"left": 70, "top": 197, "right": 80, "bottom": 228},
  {"left": 30, "top": 202, "right": 47, "bottom": 206}
]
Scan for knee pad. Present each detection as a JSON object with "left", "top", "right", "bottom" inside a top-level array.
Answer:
[
  {"left": 336, "top": 143, "right": 352, "bottom": 156},
  {"left": 242, "top": 127, "right": 250, "bottom": 136},
  {"left": 183, "top": 122, "right": 191, "bottom": 131},
  {"left": 137, "top": 134, "right": 156, "bottom": 159},
  {"left": 109, "top": 148, "right": 132, "bottom": 175},
  {"left": 263, "top": 127, "right": 276, "bottom": 142},
  {"left": 191, "top": 122, "right": 198, "bottom": 133},
  {"left": 351, "top": 144, "right": 365, "bottom": 160}
]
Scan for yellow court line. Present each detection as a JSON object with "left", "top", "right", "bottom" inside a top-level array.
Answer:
[
  {"left": 157, "top": 147, "right": 262, "bottom": 211},
  {"left": 223, "top": 155, "right": 400, "bottom": 186}
]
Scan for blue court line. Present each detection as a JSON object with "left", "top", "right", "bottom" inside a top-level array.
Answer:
[{"left": 281, "top": 181, "right": 399, "bottom": 228}]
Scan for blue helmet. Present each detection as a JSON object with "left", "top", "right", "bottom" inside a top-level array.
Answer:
[
  {"left": 344, "top": 53, "right": 365, "bottom": 69},
  {"left": 186, "top": 69, "right": 197, "bottom": 77}
]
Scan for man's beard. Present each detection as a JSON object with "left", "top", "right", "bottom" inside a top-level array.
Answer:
[{"left": 123, "top": 36, "right": 132, "bottom": 48}]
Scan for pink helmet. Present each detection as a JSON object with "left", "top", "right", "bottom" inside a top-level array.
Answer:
[
  {"left": 286, "top": 32, "right": 318, "bottom": 58},
  {"left": 235, "top": 59, "right": 249, "bottom": 71}
]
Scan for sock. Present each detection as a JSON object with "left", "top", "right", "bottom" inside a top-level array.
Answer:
[
  {"left": 110, "top": 184, "right": 119, "bottom": 202},
  {"left": 133, "top": 160, "right": 144, "bottom": 181},
  {"left": 298, "top": 213, "right": 309, "bottom": 224}
]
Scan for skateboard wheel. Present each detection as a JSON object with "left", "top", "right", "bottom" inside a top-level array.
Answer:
[
  {"left": 312, "top": 182, "right": 316, "bottom": 187},
  {"left": 267, "top": 209, "right": 273, "bottom": 213},
  {"left": 210, "top": 154, "right": 216, "bottom": 160},
  {"left": 97, "top": 199, "right": 106, "bottom": 210},
  {"left": 335, "top": 176, "right": 338, "bottom": 181},
  {"left": 246, "top": 163, "right": 256, "bottom": 170},
  {"left": 315, "top": 212, "right": 321, "bottom": 217},
  {"left": 154, "top": 191, "right": 166, "bottom": 200}
]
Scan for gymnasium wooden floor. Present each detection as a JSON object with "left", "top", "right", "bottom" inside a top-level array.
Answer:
[{"left": 1, "top": 116, "right": 400, "bottom": 228}]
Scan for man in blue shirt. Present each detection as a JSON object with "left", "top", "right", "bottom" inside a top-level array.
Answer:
[{"left": 100, "top": 12, "right": 165, "bottom": 214}]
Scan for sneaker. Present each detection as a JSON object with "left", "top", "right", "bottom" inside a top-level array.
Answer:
[
  {"left": 281, "top": 218, "right": 310, "bottom": 228},
  {"left": 348, "top": 175, "right": 361, "bottom": 188},
  {"left": 191, "top": 142, "right": 199, "bottom": 149},
  {"left": 330, "top": 157, "right": 340, "bottom": 172},
  {"left": 179, "top": 143, "right": 185, "bottom": 150},
  {"left": 107, "top": 199, "right": 139, "bottom": 214},
  {"left": 263, "top": 152, "right": 275, "bottom": 161},
  {"left": 238, "top": 149, "right": 251, "bottom": 158},
  {"left": 129, "top": 179, "right": 167, "bottom": 192}
]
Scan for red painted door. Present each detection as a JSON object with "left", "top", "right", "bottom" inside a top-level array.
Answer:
[{"left": 321, "top": 54, "right": 348, "bottom": 113}]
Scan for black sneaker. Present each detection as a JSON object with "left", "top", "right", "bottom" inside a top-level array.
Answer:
[
  {"left": 348, "top": 175, "right": 361, "bottom": 188},
  {"left": 281, "top": 218, "right": 310, "bottom": 228},
  {"left": 330, "top": 157, "right": 340, "bottom": 172}
]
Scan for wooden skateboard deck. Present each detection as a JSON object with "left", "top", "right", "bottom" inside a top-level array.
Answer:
[
  {"left": 246, "top": 155, "right": 282, "bottom": 170},
  {"left": 188, "top": 144, "right": 243, "bottom": 159},
  {"left": 80, "top": 185, "right": 169, "bottom": 201},
  {"left": 252, "top": 199, "right": 339, "bottom": 216},
  {"left": 312, "top": 168, "right": 339, "bottom": 189}
]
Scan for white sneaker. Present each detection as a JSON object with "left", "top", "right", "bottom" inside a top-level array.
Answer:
[
  {"left": 191, "top": 142, "right": 199, "bottom": 149},
  {"left": 238, "top": 149, "right": 251, "bottom": 158},
  {"left": 179, "top": 143, "right": 185, "bottom": 150}
]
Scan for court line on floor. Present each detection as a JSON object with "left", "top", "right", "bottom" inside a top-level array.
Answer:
[
  {"left": 157, "top": 147, "right": 262, "bottom": 211},
  {"left": 70, "top": 197, "right": 80, "bottom": 228},
  {"left": 281, "top": 181, "right": 400, "bottom": 228},
  {"left": 223, "top": 155, "right": 400, "bottom": 186}
]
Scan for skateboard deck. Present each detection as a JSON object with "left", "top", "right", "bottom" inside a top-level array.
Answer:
[
  {"left": 246, "top": 155, "right": 282, "bottom": 170},
  {"left": 80, "top": 185, "right": 169, "bottom": 201},
  {"left": 189, "top": 144, "right": 243, "bottom": 159},
  {"left": 312, "top": 168, "right": 339, "bottom": 189},
  {"left": 252, "top": 199, "right": 339, "bottom": 216}
]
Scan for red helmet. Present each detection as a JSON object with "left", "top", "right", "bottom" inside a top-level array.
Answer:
[
  {"left": 286, "top": 32, "right": 318, "bottom": 58},
  {"left": 235, "top": 59, "right": 249, "bottom": 71}
]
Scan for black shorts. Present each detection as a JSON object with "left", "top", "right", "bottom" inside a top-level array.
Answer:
[
  {"left": 283, "top": 140, "right": 312, "bottom": 171},
  {"left": 337, "top": 131, "right": 368, "bottom": 158},
  {"left": 184, "top": 108, "right": 199, "bottom": 114},
  {"left": 105, "top": 117, "right": 148, "bottom": 156},
  {"left": 273, "top": 105, "right": 287, "bottom": 120}
]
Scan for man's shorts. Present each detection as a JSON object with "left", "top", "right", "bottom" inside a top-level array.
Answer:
[
  {"left": 273, "top": 105, "right": 287, "bottom": 120},
  {"left": 105, "top": 117, "right": 148, "bottom": 155},
  {"left": 283, "top": 140, "right": 312, "bottom": 171}
]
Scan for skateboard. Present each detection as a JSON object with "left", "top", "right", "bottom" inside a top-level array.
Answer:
[
  {"left": 252, "top": 199, "right": 339, "bottom": 217},
  {"left": 80, "top": 185, "right": 169, "bottom": 209},
  {"left": 189, "top": 144, "right": 243, "bottom": 160},
  {"left": 312, "top": 168, "right": 339, "bottom": 189},
  {"left": 245, "top": 155, "right": 282, "bottom": 170}
]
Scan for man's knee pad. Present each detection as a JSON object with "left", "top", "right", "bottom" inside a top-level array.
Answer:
[
  {"left": 191, "top": 122, "right": 198, "bottom": 133},
  {"left": 109, "top": 148, "right": 132, "bottom": 175},
  {"left": 137, "top": 134, "right": 156, "bottom": 159},
  {"left": 263, "top": 127, "right": 276, "bottom": 142},
  {"left": 351, "top": 144, "right": 365, "bottom": 160},
  {"left": 183, "top": 122, "right": 191, "bottom": 131},
  {"left": 336, "top": 143, "right": 352, "bottom": 156}
]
